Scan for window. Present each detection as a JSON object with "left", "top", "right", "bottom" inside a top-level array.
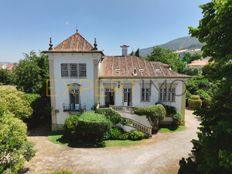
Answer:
[
  {"left": 79, "top": 64, "right": 87, "bottom": 78},
  {"left": 141, "top": 88, "right": 150, "bottom": 102},
  {"left": 159, "top": 86, "right": 176, "bottom": 102},
  {"left": 61, "top": 64, "right": 69, "bottom": 77},
  {"left": 70, "top": 64, "right": 78, "bottom": 77},
  {"left": 61, "top": 63, "right": 87, "bottom": 78}
]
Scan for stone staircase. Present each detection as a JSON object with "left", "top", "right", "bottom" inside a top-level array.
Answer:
[{"left": 110, "top": 106, "right": 152, "bottom": 136}]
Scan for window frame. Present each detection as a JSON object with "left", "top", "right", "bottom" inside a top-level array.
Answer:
[
  {"left": 79, "top": 63, "right": 87, "bottom": 78},
  {"left": 141, "top": 87, "right": 151, "bottom": 102},
  {"left": 159, "top": 85, "right": 176, "bottom": 102},
  {"left": 61, "top": 63, "right": 69, "bottom": 77}
]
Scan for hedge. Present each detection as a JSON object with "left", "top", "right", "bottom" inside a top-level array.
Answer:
[
  {"left": 133, "top": 104, "right": 166, "bottom": 130},
  {"left": 128, "top": 130, "right": 146, "bottom": 140},
  {"left": 134, "top": 104, "right": 166, "bottom": 121},
  {"left": 95, "top": 108, "right": 122, "bottom": 124},
  {"left": 64, "top": 112, "right": 112, "bottom": 142}
]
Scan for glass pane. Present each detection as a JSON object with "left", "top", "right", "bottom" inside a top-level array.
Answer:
[{"left": 79, "top": 64, "right": 86, "bottom": 77}]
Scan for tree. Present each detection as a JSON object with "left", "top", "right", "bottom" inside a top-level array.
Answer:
[
  {"left": 14, "top": 51, "right": 51, "bottom": 128},
  {"left": 146, "top": 46, "right": 185, "bottom": 72},
  {"left": 14, "top": 51, "right": 49, "bottom": 95},
  {"left": 179, "top": 0, "right": 232, "bottom": 173},
  {"left": 0, "top": 100, "right": 35, "bottom": 173},
  {"left": 0, "top": 69, "right": 15, "bottom": 85},
  {"left": 129, "top": 50, "right": 134, "bottom": 56},
  {"left": 135, "top": 48, "right": 140, "bottom": 57},
  {"left": 182, "top": 52, "right": 202, "bottom": 64},
  {"left": 0, "top": 86, "right": 32, "bottom": 120}
]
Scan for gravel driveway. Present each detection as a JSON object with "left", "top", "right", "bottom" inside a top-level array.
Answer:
[{"left": 25, "top": 110, "right": 199, "bottom": 174}]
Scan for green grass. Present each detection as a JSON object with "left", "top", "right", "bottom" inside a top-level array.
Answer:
[
  {"left": 104, "top": 140, "right": 145, "bottom": 147},
  {"left": 159, "top": 126, "right": 185, "bottom": 133},
  {"left": 48, "top": 133, "right": 67, "bottom": 146},
  {"left": 48, "top": 132, "right": 146, "bottom": 148}
]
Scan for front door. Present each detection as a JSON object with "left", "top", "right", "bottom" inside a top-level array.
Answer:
[
  {"left": 123, "top": 88, "right": 132, "bottom": 106},
  {"left": 105, "top": 89, "right": 115, "bottom": 107}
]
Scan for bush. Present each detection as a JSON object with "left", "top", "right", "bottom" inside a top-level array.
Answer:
[
  {"left": 63, "top": 115, "right": 79, "bottom": 137},
  {"left": 64, "top": 112, "right": 112, "bottom": 143},
  {"left": 188, "top": 95, "right": 202, "bottom": 110},
  {"left": 0, "top": 112, "right": 35, "bottom": 173},
  {"left": 105, "top": 127, "right": 129, "bottom": 140},
  {"left": 25, "top": 93, "right": 51, "bottom": 129},
  {"left": 196, "top": 89, "right": 211, "bottom": 108},
  {"left": 52, "top": 170, "right": 72, "bottom": 174},
  {"left": 162, "top": 104, "right": 177, "bottom": 117},
  {"left": 95, "top": 108, "right": 122, "bottom": 124},
  {"left": 134, "top": 104, "right": 166, "bottom": 130},
  {"left": 128, "top": 130, "right": 145, "bottom": 140},
  {"left": 172, "top": 112, "right": 183, "bottom": 129},
  {"left": 106, "top": 127, "right": 124, "bottom": 140},
  {"left": 0, "top": 86, "right": 33, "bottom": 120}
]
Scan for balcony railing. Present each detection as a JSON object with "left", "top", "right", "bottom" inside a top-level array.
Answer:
[{"left": 63, "top": 104, "right": 81, "bottom": 111}]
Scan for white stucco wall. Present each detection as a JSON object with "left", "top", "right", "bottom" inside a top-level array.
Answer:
[
  {"left": 48, "top": 52, "right": 187, "bottom": 129},
  {"left": 99, "top": 78, "right": 186, "bottom": 113},
  {"left": 48, "top": 52, "right": 101, "bottom": 126}
]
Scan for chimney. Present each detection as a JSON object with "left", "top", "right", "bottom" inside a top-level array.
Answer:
[{"left": 120, "top": 45, "right": 129, "bottom": 56}]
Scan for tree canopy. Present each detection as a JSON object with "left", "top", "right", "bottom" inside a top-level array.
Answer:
[
  {"left": 14, "top": 51, "right": 49, "bottom": 95},
  {"left": 0, "top": 86, "right": 32, "bottom": 120},
  {"left": 179, "top": 0, "right": 232, "bottom": 173},
  {"left": 0, "top": 95, "right": 35, "bottom": 173},
  {"left": 146, "top": 46, "right": 185, "bottom": 72}
]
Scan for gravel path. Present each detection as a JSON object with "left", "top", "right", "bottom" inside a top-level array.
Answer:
[{"left": 25, "top": 110, "right": 199, "bottom": 174}]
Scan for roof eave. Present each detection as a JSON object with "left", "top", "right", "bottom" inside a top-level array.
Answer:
[
  {"left": 43, "top": 50, "right": 104, "bottom": 55},
  {"left": 98, "top": 76, "right": 190, "bottom": 79}
]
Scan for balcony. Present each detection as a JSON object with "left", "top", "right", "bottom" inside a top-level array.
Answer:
[{"left": 63, "top": 104, "right": 81, "bottom": 112}]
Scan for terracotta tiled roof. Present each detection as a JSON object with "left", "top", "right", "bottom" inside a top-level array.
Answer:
[
  {"left": 0, "top": 63, "right": 15, "bottom": 71},
  {"left": 188, "top": 59, "right": 209, "bottom": 67},
  {"left": 46, "top": 32, "right": 103, "bottom": 54},
  {"left": 99, "top": 56, "right": 189, "bottom": 78}
]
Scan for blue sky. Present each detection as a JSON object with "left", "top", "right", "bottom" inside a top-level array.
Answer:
[{"left": 0, "top": 0, "right": 209, "bottom": 62}]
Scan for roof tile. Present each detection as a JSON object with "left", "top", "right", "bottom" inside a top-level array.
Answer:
[{"left": 99, "top": 56, "right": 189, "bottom": 78}]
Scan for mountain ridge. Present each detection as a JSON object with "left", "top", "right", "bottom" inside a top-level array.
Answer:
[{"left": 139, "top": 36, "right": 203, "bottom": 57}]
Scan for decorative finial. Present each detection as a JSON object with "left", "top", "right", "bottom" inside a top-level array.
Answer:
[
  {"left": 93, "top": 38, "right": 98, "bottom": 50},
  {"left": 49, "top": 37, "right": 53, "bottom": 50},
  {"left": 76, "top": 25, "right": 78, "bottom": 33}
]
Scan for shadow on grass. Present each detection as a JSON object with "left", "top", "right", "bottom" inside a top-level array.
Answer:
[{"left": 49, "top": 131, "right": 105, "bottom": 148}]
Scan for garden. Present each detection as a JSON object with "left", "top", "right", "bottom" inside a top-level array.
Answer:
[{"left": 48, "top": 104, "right": 184, "bottom": 148}]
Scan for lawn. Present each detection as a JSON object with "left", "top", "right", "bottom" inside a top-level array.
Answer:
[
  {"left": 159, "top": 126, "right": 185, "bottom": 133},
  {"left": 48, "top": 132, "right": 146, "bottom": 148}
]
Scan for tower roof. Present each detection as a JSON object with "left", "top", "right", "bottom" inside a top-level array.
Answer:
[{"left": 45, "top": 32, "right": 103, "bottom": 54}]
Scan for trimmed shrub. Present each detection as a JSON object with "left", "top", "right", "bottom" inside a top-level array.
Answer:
[
  {"left": 95, "top": 108, "right": 122, "bottom": 124},
  {"left": 63, "top": 115, "right": 79, "bottom": 137},
  {"left": 105, "top": 127, "right": 130, "bottom": 140},
  {"left": 128, "top": 130, "right": 145, "bottom": 140},
  {"left": 75, "top": 112, "right": 111, "bottom": 142},
  {"left": 106, "top": 127, "right": 124, "bottom": 140},
  {"left": 118, "top": 133, "right": 129, "bottom": 140},
  {"left": 188, "top": 95, "right": 202, "bottom": 110},
  {"left": 134, "top": 104, "right": 166, "bottom": 130},
  {"left": 172, "top": 112, "right": 184, "bottom": 129}
]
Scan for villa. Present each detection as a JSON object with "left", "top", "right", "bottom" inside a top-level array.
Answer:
[{"left": 45, "top": 32, "right": 189, "bottom": 130}]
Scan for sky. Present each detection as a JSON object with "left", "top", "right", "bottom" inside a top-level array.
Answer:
[{"left": 0, "top": 0, "right": 210, "bottom": 63}]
